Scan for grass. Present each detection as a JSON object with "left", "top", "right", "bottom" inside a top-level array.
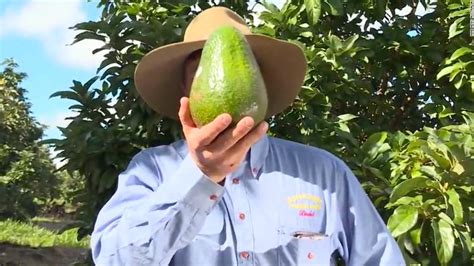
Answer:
[{"left": 0, "top": 219, "right": 90, "bottom": 249}]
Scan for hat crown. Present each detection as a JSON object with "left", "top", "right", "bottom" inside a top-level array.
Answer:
[{"left": 184, "top": 7, "right": 251, "bottom": 42}]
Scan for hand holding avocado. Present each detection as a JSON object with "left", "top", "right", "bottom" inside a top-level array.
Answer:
[
  {"left": 178, "top": 25, "right": 269, "bottom": 183},
  {"left": 179, "top": 97, "right": 268, "bottom": 184}
]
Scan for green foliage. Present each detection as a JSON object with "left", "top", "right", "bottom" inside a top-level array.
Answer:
[
  {"left": 0, "top": 219, "right": 89, "bottom": 249},
  {"left": 48, "top": 0, "right": 473, "bottom": 264},
  {"left": 56, "top": 170, "right": 86, "bottom": 213},
  {"left": 0, "top": 60, "right": 42, "bottom": 149},
  {"left": 0, "top": 60, "right": 60, "bottom": 221},
  {"left": 359, "top": 118, "right": 473, "bottom": 265}
]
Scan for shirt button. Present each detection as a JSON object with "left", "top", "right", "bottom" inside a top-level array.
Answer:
[
  {"left": 252, "top": 168, "right": 258, "bottom": 174},
  {"left": 307, "top": 252, "right": 314, "bottom": 260},
  {"left": 238, "top": 212, "right": 246, "bottom": 220},
  {"left": 232, "top": 178, "right": 239, "bottom": 184},
  {"left": 209, "top": 194, "right": 217, "bottom": 200},
  {"left": 239, "top": 251, "right": 249, "bottom": 260}
]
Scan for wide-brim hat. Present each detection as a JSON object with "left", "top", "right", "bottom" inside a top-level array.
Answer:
[{"left": 134, "top": 6, "right": 307, "bottom": 120}]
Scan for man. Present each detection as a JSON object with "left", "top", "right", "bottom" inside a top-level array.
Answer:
[{"left": 91, "top": 7, "right": 405, "bottom": 266}]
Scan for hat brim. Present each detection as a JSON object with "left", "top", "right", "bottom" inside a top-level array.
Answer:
[{"left": 134, "top": 34, "right": 307, "bottom": 120}]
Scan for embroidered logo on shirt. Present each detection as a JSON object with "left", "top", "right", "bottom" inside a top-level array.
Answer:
[
  {"left": 287, "top": 194, "right": 322, "bottom": 217},
  {"left": 298, "top": 210, "right": 315, "bottom": 217}
]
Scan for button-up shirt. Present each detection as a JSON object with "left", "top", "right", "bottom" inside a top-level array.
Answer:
[{"left": 91, "top": 135, "right": 404, "bottom": 265}]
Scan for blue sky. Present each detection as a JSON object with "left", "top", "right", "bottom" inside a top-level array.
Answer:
[{"left": 0, "top": 0, "right": 102, "bottom": 140}]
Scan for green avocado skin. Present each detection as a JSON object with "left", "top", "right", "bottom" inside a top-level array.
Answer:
[{"left": 189, "top": 26, "right": 268, "bottom": 128}]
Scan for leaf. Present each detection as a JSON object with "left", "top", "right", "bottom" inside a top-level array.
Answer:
[
  {"left": 328, "top": 34, "right": 343, "bottom": 51},
  {"left": 304, "top": 0, "right": 322, "bottom": 25},
  {"left": 448, "top": 17, "right": 465, "bottom": 39},
  {"left": 438, "top": 212, "right": 455, "bottom": 226},
  {"left": 98, "top": 169, "right": 117, "bottom": 193},
  {"left": 361, "top": 132, "right": 388, "bottom": 161},
  {"left": 451, "top": 161, "right": 465, "bottom": 175},
  {"left": 97, "top": 58, "right": 116, "bottom": 73},
  {"left": 71, "top": 31, "right": 106, "bottom": 45},
  {"left": 334, "top": 128, "right": 359, "bottom": 146},
  {"left": 73, "top": 21, "right": 100, "bottom": 32},
  {"left": 342, "top": 34, "right": 359, "bottom": 52},
  {"left": 458, "top": 230, "right": 472, "bottom": 259},
  {"left": 432, "top": 219, "right": 455, "bottom": 264},
  {"left": 126, "top": 4, "right": 140, "bottom": 16},
  {"left": 390, "top": 177, "right": 432, "bottom": 203},
  {"left": 337, "top": 114, "right": 358, "bottom": 122},
  {"left": 386, "top": 195, "right": 423, "bottom": 208},
  {"left": 448, "top": 67, "right": 461, "bottom": 82},
  {"left": 300, "top": 31, "right": 313, "bottom": 38},
  {"left": 38, "top": 138, "right": 61, "bottom": 145},
  {"left": 402, "top": 233, "right": 415, "bottom": 254},
  {"left": 437, "top": 65, "right": 456, "bottom": 80},
  {"left": 387, "top": 205, "right": 418, "bottom": 238},
  {"left": 454, "top": 73, "right": 467, "bottom": 89},
  {"left": 375, "top": 0, "right": 388, "bottom": 19},
  {"left": 261, "top": 0, "right": 280, "bottom": 13},
  {"left": 324, "top": 0, "right": 343, "bottom": 16},
  {"left": 447, "top": 3, "right": 463, "bottom": 10},
  {"left": 409, "top": 227, "right": 421, "bottom": 246},
  {"left": 49, "top": 91, "right": 82, "bottom": 103},
  {"left": 425, "top": 141, "right": 452, "bottom": 170},
  {"left": 362, "top": 0, "right": 374, "bottom": 9},
  {"left": 83, "top": 76, "right": 99, "bottom": 90},
  {"left": 446, "top": 189, "right": 463, "bottom": 224},
  {"left": 366, "top": 166, "right": 389, "bottom": 185},
  {"left": 420, "top": 166, "right": 441, "bottom": 180},
  {"left": 447, "top": 8, "right": 469, "bottom": 19},
  {"left": 68, "top": 104, "right": 83, "bottom": 111},
  {"left": 449, "top": 47, "right": 473, "bottom": 62}
]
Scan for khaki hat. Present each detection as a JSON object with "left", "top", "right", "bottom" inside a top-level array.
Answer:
[{"left": 134, "top": 6, "right": 307, "bottom": 120}]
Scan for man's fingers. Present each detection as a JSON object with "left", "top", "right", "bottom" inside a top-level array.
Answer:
[
  {"left": 207, "top": 116, "right": 255, "bottom": 152},
  {"left": 195, "top": 113, "right": 233, "bottom": 147},
  {"left": 180, "top": 99, "right": 232, "bottom": 148},
  {"left": 178, "top": 97, "right": 196, "bottom": 132},
  {"left": 229, "top": 121, "right": 268, "bottom": 155}
]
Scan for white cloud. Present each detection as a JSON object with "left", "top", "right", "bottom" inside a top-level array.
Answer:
[
  {"left": 0, "top": 0, "right": 83, "bottom": 38},
  {"left": 0, "top": 0, "right": 104, "bottom": 70},
  {"left": 38, "top": 111, "right": 76, "bottom": 130},
  {"left": 49, "top": 148, "right": 68, "bottom": 169},
  {"left": 49, "top": 30, "right": 106, "bottom": 70}
]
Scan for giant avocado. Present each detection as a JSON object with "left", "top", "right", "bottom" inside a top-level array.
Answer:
[{"left": 189, "top": 25, "right": 268, "bottom": 127}]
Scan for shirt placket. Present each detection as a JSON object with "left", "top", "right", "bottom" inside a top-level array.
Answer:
[{"left": 227, "top": 163, "right": 255, "bottom": 265}]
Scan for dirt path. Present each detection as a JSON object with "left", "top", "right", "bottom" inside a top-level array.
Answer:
[{"left": 0, "top": 243, "right": 88, "bottom": 266}]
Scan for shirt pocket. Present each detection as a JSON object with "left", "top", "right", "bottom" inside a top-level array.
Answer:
[{"left": 278, "top": 226, "right": 335, "bottom": 266}]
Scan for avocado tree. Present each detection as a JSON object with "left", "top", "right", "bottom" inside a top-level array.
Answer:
[
  {"left": 49, "top": 0, "right": 473, "bottom": 264},
  {"left": 0, "top": 59, "right": 60, "bottom": 220}
]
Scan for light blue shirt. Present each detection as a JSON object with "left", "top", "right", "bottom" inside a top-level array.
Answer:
[{"left": 91, "top": 135, "right": 404, "bottom": 265}]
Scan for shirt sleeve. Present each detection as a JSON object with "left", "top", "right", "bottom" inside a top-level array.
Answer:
[
  {"left": 90, "top": 148, "right": 225, "bottom": 265},
  {"left": 336, "top": 161, "right": 406, "bottom": 266}
]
